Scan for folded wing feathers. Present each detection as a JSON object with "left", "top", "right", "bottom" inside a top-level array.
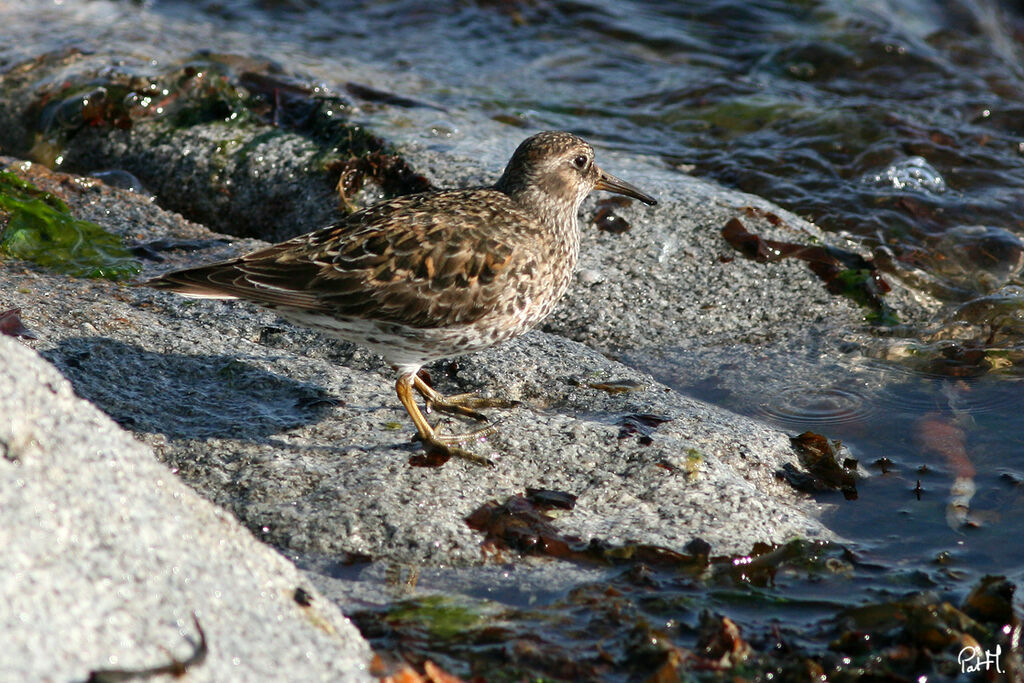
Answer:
[{"left": 145, "top": 189, "right": 530, "bottom": 327}]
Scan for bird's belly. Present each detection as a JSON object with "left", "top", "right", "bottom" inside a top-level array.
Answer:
[{"left": 276, "top": 309, "right": 517, "bottom": 368}]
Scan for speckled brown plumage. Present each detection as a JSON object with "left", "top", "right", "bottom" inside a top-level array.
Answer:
[{"left": 145, "top": 131, "right": 657, "bottom": 464}]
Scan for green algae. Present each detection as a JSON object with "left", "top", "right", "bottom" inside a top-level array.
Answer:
[
  {"left": 831, "top": 268, "right": 900, "bottom": 325},
  {"left": 383, "top": 595, "right": 501, "bottom": 641},
  {"left": 0, "top": 170, "right": 140, "bottom": 280}
]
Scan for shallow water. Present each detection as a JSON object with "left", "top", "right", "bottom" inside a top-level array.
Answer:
[
  {"left": 630, "top": 345, "right": 1024, "bottom": 577},
  {"left": 8, "top": 0, "right": 1024, "bottom": 675}
]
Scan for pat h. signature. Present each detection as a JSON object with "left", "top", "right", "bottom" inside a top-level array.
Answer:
[{"left": 959, "top": 644, "right": 1003, "bottom": 674}]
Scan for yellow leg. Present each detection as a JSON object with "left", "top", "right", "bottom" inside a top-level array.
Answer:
[{"left": 395, "top": 374, "right": 494, "bottom": 466}]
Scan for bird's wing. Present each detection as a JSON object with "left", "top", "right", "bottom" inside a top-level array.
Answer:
[{"left": 145, "top": 190, "right": 541, "bottom": 329}]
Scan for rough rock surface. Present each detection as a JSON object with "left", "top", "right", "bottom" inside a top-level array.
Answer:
[
  {"left": 0, "top": 335, "right": 371, "bottom": 681},
  {"left": 3, "top": 158, "right": 834, "bottom": 567}
]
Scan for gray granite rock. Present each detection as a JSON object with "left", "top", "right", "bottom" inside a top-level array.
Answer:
[
  {"left": 0, "top": 335, "right": 372, "bottom": 681},
  {"left": 4, "top": 158, "right": 831, "bottom": 569},
  {"left": 0, "top": 35, "right": 407, "bottom": 243}
]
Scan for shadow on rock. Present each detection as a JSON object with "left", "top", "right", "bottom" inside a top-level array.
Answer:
[{"left": 41, "top": 337, "right": 339, "bottom": 439}]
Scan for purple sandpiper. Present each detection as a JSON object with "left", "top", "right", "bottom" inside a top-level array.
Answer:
[{"left": 145, "top": 131, "right": 657, "bottom": 464}]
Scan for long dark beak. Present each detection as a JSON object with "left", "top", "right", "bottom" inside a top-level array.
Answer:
[{"left": 595, "top": 168, "right": 657, "bottom": 206}]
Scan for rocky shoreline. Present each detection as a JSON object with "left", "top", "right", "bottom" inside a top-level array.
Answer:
[{"left": 0, "top": 28, "right": 924, "bottom": 681}]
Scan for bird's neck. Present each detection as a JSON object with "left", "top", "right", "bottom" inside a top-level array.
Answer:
[{"left": 509, "top": 185, "right": 581, "bottom": 260}]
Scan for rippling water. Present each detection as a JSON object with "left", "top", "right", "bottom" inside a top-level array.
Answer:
[{"left": 181, "top": 0, "right": 1024, "bottom": 249}]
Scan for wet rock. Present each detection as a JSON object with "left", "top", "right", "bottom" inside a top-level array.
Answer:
[{"left": 0, "top": 49, "right": 427, "bottom": 243}]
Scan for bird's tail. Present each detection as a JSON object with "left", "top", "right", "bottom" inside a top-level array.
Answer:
[{"left": 138, "top": 263, "right": 245, "bottom": 300}]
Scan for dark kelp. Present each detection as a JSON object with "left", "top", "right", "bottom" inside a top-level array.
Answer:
[
  {"left": 86, "top": 613, "right": 207, "bottom": 683},
  {"left": 722, "top": 215, "right": 896, "bottom": 325},
  {"left": 355, "top": 499, "right": 1023, "bottom": 681}
]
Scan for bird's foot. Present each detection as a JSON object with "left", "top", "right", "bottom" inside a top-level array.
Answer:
[
  {"left": 425, "top": 392, "right": 519, "bottom": 421},
  {"left": 412, "top": 374, "right": 517, "bottom": 422},
  {"left": 415, "top": 421, "right": 501, "bottom": 466},
  {"left": 419, "top": 433, "right": 493, "bottom": 466},
  {"left": 401, "top": 374, "right": 507, "bottom": 466}
]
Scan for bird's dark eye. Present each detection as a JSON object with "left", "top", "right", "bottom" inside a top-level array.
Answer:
[{"left": 571, "top": 154, "right": 589, "bottom": 170}]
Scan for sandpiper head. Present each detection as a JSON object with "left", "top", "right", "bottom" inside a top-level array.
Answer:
[{"left": 496, "top": 131, "right": 657, "bottom": 209}]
